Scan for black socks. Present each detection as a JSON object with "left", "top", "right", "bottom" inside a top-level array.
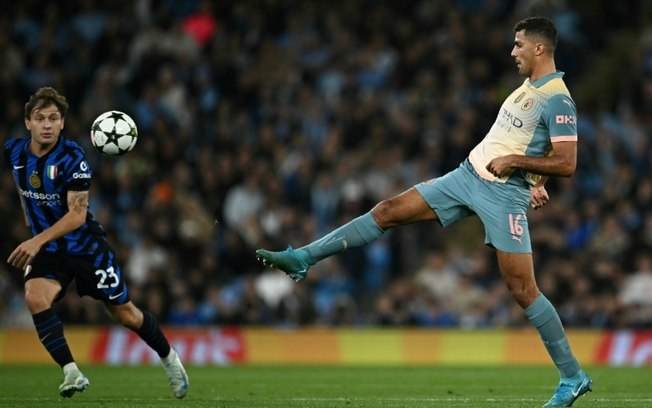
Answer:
[{"left": 32, "top": 309, "right": 74, "bottom": 367}]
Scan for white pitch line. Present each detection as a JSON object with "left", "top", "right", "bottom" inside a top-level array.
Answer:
[
  {"left": 2, "top": 396, "right": 652, "bottom": 403},
  {"left": 287, "top": 397, "right": 652, "bottom": 402}
]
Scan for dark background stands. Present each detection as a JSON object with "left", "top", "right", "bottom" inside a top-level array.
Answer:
[{"left": 1, "top": 0, "right": 651, "bottom": 329}]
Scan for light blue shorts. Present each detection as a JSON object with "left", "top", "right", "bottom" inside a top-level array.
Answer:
[{"left": 415, "top": 160, "right": 532, "bottom": 253}]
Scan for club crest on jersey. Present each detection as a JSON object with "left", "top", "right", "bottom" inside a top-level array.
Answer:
[
  {"left": 47, "top": 165, "right": 58, "bottom": 180},
  {"left": 514, "top": 92, "right": 526, "bottom": 103},
  {"left": 29, "top": 172, "right": 41, "bottom": 188},
  {"left": 521, "top": 98, "right": 534, "bottom": 111}
]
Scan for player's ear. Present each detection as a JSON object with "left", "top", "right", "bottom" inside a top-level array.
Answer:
[
  {"left": 25, "top": 118, "right": 30, "bottom": 130},
  {"left": 61, "top": 118, "right": 65, "bottom": 129}
]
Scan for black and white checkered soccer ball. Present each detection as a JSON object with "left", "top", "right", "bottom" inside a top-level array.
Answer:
[{"left": 90, "top": 110, "right": 138, "bottom": 156}]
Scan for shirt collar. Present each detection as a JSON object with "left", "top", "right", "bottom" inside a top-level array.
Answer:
[{"left": 528, "top": 71, "right": 565, "bottom": 88}]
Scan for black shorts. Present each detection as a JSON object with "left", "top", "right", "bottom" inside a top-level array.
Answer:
[{"left": 26, "top": 247, "right": 130, "bottom": 305}]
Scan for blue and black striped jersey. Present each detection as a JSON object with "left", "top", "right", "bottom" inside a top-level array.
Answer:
[{"left": 3, "top": 136, "right": 107, "bottom": 255}]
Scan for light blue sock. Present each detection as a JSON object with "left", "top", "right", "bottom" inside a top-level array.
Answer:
[
  {"left": 301, "top": 212, "right": 384, "bottom": 264},
  {"left": 524, "top": 294, "right": 581, "bottom": 379}
]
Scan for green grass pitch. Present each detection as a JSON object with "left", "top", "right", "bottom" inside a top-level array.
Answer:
[{"left": 1, "top": 364, "right": 651, "bottom": 407}]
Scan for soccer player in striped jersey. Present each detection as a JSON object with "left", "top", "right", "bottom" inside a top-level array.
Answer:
[
  {"left": 3, "top": 87, "right": 188, "bottom": 399},
  {"left": 257, "top": 17, "right": 591, "bottom": 407}
]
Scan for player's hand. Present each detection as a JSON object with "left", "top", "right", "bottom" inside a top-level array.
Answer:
[
  {"left": 486, "top": 156, "right": 514, "bottom": 178},
  {"left": 530, "top": 185, "right": 549, "bottom": 210},
  {"left": 7, "top": 238, "right": 42, "bottom": 271}
]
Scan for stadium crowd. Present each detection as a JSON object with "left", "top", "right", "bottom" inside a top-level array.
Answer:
[{"left": 1, "top": 0, "right": 652, "bottom": 330}]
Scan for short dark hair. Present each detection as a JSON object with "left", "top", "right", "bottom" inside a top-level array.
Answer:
[
  {"left": 513, "top": 16, "right": 558, "bottom": 53},
  {"left": 24, "top": 87, "right": 69, "bottom": 119}
]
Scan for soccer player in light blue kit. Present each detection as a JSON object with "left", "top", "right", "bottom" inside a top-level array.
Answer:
[{"left": 257, "top": 17, "right": 591, "bottom": 407}]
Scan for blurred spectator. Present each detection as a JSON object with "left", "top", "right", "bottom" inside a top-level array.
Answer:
[
  {"left": 183, "top": 1, "right": 217, "bottom": 47},
  {"left": 414, "top": 250, "right": 459, "bottom": 304},
  {"left": 618, "top": 253, "right": 652, "bottom": 328}
]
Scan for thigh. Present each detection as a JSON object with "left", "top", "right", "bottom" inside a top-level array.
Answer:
[
  {"left": 28, "top": 251, "right": 75, "bottom": 302},
  {"left": 71, "top": 247, "right": 130, "bottom": 305},
  {"left": 371, "top": 187, "right": 439, "bottom": 229},
  {"left": 474, "top": 182, "right": 532, "bottom": 253},
  {"left": 414, "top": 165, "right": 476, "bottom": 228}
]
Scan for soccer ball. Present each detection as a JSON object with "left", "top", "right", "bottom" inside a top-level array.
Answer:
[{"left": 90, "top": 110, "right": 138, "bottom": 156}]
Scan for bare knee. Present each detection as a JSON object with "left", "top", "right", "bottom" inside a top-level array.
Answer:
[
  {"left": 496, "top": 252, "right": 540, "bottom": 308},
  {"left": 24, "top": 291, "right": 51, "bottom": 314},
  {"left": 24, "top": 279, "right": 60, "bottom": 314},
  {"left": 508, "top": 283, "right": 540, "bottom": 308},
  {"left": 110, "top": 303, "right": 144, "bottom": 329},
  {"left": 371, "top": 200, "right": 393, "bottom": 228}
]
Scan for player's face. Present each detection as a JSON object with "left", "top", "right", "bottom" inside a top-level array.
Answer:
[
  {"left": 511, "top": 30, "right": 538, "bottom": 78},
  {"left": 25, "top": 104, "right": 65, "bottom": 149}
]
